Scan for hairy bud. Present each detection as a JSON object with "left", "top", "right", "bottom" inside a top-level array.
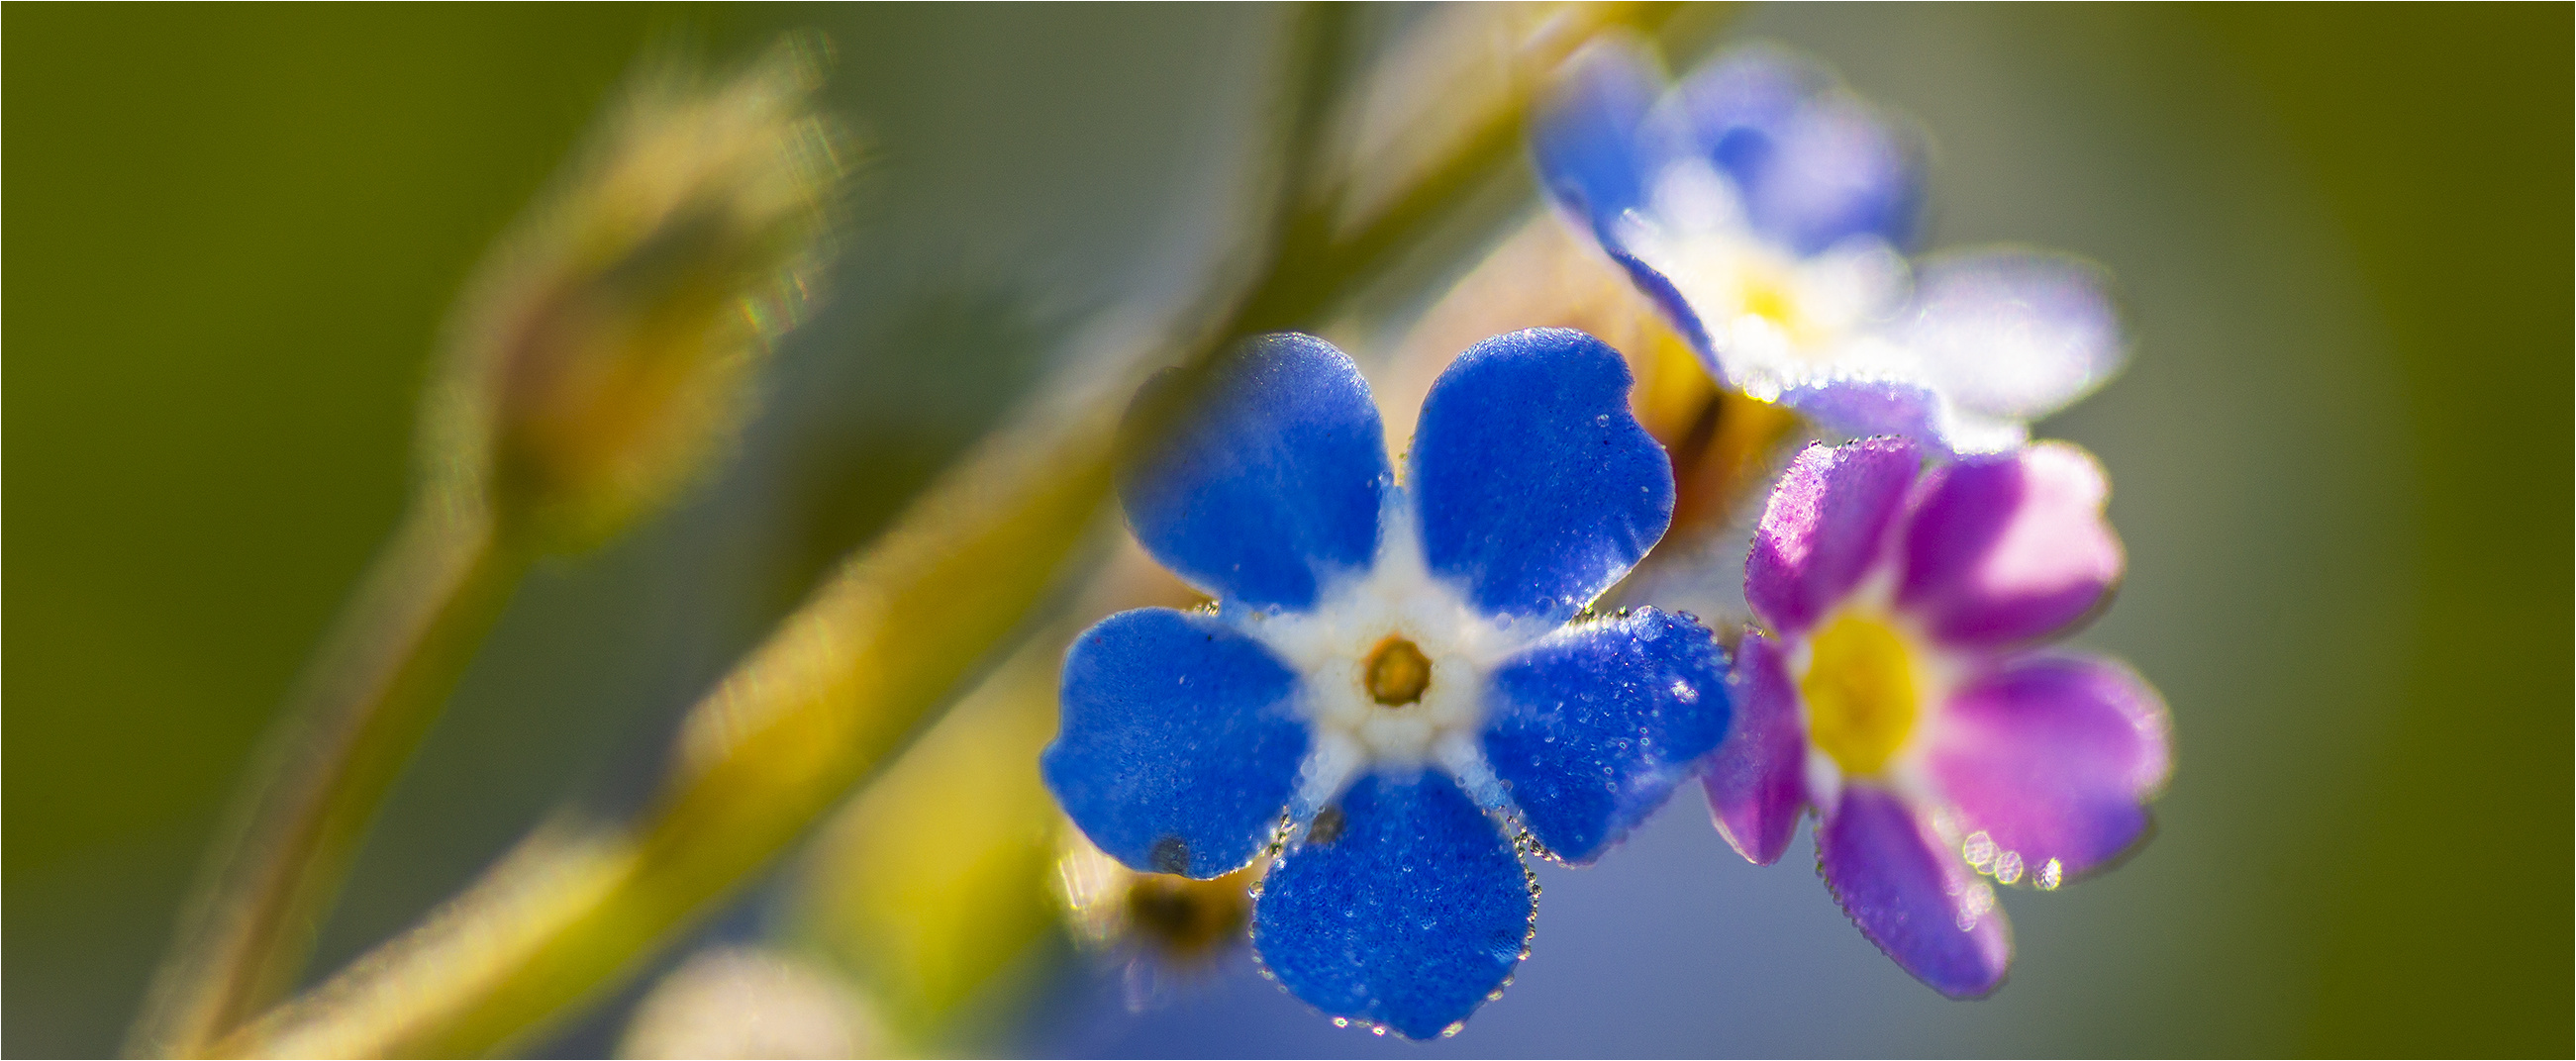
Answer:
[{"left": 426, "top": 34, "right": 845, "bottom": 548}]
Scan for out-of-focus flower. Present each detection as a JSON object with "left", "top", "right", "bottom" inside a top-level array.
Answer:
[
  {"left": 619, "top": 946, "right": 883, "bottom": 1060},
  {"left": 1041, "top": 330, "right": 1729, "bottom": 1038},
  {"left": 1056, "top": 830, "right": 1261, "bottom": 1009},
  {"left": 427, "top": 35, "right": 844, "bottom": 547},
  {"left": 1531, "top": 40, "right": 2124, "bottom": 454},
  {"left": 1704, "top": 437, "right": 2169, "bottom": 996}
]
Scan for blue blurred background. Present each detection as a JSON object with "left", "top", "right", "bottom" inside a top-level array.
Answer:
[{"left": 7, "top": 5, "right": 2566, "bottom": 1056}]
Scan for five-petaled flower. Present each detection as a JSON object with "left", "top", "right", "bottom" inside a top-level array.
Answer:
[
  {"left": 1042, "top": 329, "right": 1731, "bottom": 1038},
  {"left": 1531, "top": 40, "right": 2127, "bottom": 454},
  {"left": 1703, "top": 436, "right": 2170, "bottom": 996}
]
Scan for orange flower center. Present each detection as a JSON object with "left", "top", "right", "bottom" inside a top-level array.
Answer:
[{"left": 1363, "top": 636, "right": 1433, "bottom": 707}]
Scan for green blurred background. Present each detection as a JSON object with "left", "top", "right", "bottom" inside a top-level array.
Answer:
[{"left": 6, "top": 4, "right": 2566, "bottom": 1056}]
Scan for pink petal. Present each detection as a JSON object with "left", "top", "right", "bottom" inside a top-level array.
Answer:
[
  {"left": 1818, "top": 786, "right": 2012, "bottom": 998},
  {"left": 1928, "top": 653, "right": 2171, "bottom": 882},
  {"left": 1746, "top": 438, "right": 1921, "bottom": 636},
  {"left": 1701, "top": 630, "right": 1808, "bottom": 865},
  {"left": 1896, "top": 441, "right": 2122, "bottom": 648}
]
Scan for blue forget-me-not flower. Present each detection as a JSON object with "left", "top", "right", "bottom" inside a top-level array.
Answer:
[
  {"left": 1531, "top": 40, "right": 2127, "bottom": 454},
  {"left": 1041, "top": 329, "right": 1732, "bottom": 1038}
]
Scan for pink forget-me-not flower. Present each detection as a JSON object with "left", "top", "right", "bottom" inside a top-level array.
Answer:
[
  {"left": 1042, "top": 330, "right": 1731, "bottom": 1037},
  {"left": 1704, "top": 436, "right": 2171, "bottom": 996},
  {"left": 1531, "top": 40, "right": 2127, "bottom": 454}
]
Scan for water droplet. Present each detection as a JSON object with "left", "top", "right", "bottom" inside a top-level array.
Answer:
[
  {"left": 2036, "top": 858, "right": 2064, "bottom": 891},
  {"left": 1670, "top": 679, "right": 1698, "bottom": 703},
  {"left": 1595, "top": 414, "right": 1610, "bottom": 425},
  {"left": 1994, "top": 850, "right": 2025, "bottom": 885},
  {"left": 1442, "top": 1021, "right": 1466, "bottom": 1038},
  {"left": 1370, "top": 1025, "right": 1388, "bottom": 1037},
  {"left": 1956, "top": 880, "right": 1997, "bottom": 930},
  {"left": 1961, "top": 830, "right": 1996, "bottom": 869},
  {"left": 1333, "top": 1017, "right": 1349, "bottom": 1028}
]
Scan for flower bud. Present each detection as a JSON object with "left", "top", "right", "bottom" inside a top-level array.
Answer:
[{"left": 425, "top": 35, "right": 845, "bottom": 548}]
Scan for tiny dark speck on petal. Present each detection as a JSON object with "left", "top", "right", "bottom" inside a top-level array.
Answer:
[
  {"left": 1308, "top": 806, "right": 1347, "bottom": 845},
  {"left": 1151, "top": 835, "right": 1191, "bottom": 874}
]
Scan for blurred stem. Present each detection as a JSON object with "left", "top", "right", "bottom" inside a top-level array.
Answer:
[
  {"left": 222, "top": 407, "right": 1119, "bottom": 1058},
  {"left": 140, "top": 40, "right": 842, "bottom": 1057},
  {"left": 135, "top": 496, "right": 529, "bottom": 1057},
  {"left": 215, "top": 6, "right": 1700, "bottom": 1056},
  {"left": 1231, "top": 1, "right": 1686, "bottom": 335}
]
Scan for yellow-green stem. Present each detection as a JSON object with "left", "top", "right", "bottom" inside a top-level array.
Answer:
[
  {"left": 133, "top": 496, "right": 529, "bottom": 1058},
  {"left": 222, "top": 405, "right": 1118, "bottom": 1058}
]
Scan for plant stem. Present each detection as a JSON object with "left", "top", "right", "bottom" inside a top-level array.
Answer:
[
  {"left": 222, "top": 401, "right": 1122, "bottom": 1057},
  {"left": 132, "top": 496, "right": 527, "bottom": 1058}
]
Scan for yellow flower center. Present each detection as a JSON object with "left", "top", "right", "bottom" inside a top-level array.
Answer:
[
  {"left": 1740, "top": 274, "right": 1799, "bottom": 330},
  {"left": 1801, "top": 612, "right": 1920, "bottom": 777},
  {"left": 1363, "top": 636, "right": 1433, "bottom": 707}
]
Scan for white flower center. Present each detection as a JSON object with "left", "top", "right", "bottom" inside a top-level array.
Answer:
[
  {"left": 1233, "top": 498, "right": 1540, "bottom": 814},
  {"left": 1612, "top": 158, "right": 1915, "bottom": 401}
]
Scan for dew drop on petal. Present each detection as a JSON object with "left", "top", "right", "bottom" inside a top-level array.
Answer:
[
  {"left": 1962, "top": 830, "right": 1996, "bottom": 870},
  {"left": 2036, "top": 858, "right": 2064, "bottom": 891},
  {"left": 1670, "top": 679, "right": 1699, "bottom": 703},
  {"left": 1333, "top": 1017, "right": 1349, "bottom": 1028},
  {"left": 1956, "top": 881, "right": 1997, "bottom": 931},
  {"left": 1442, "top": 1021, "right": 1467, "bottom": 1038},
  {"left": 1994, "top": 850, "right": 2025, "bottom": 885}
]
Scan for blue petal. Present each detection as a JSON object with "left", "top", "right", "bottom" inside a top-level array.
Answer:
[
  {"left": 1672, "top": 47, "right": 1820, "bottom": 180},
  {"left": 1529, "top": 42, "right": 1718, "bottom": 362},
  {"left": 1253, "top": 771, "right": 1534, "bottom": 1039},
  {"left": 1607, "top": 247, "right": 1716, "bottom": 359},
  {"left": 1530, "top": 36, "right": 1667, "bottom": 239},
  {"left": 1042, "top": 608, "right": 1309, "bottom": 878},
  {"left": 1118, "top": 334, "right": 1389, "bottom": 611},
  {"left": 1482, "top": 608, "right": 1732, "bottom": 864},
  {"left": 1412, "top": 329, "right": 1675, "bottom": 623},
  {"left": 1672, "top": 47, "right": 1922, "bottom": 254}
]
